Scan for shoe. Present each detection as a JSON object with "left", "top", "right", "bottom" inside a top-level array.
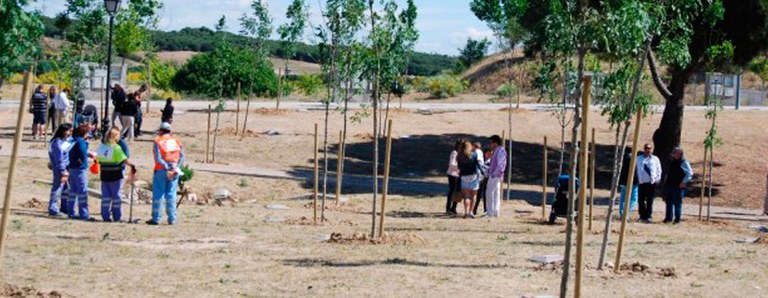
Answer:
[
  {"left": 662, "top": 219, "right": 672, "bottom": 224},
  {"left": 49, "top": 212, "right": 67, "bottom": 218},
  {"left": 85, "top": 217, "right": 97, "bottom": 222},
  {"left": 145, "top": 220, "right": 159, "bottom": 225},
  {"left": 468, "top": 214, "right": 476, "bottom": 219},
  {"left": 168, "top": 221, "right": 176, "bottom": 225},
  {"left": 673, "top": 219, "right": 681, "bottom": 225}
]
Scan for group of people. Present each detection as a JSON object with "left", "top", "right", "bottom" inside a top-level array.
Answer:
[
  {"left": 47, "top": 119, "right": 185, "bottom": 226},
  {"left": 29, "top": 85, "right": 71, "bottom": 140},
  {"left": 446, "top": 135, "right": 508, "bottom": 218},
  {"left": 110, "top": 83, "right": 147, "bottom": 141},
  {"left": 616, "top": 143, "right": 693, "bottom": 224}
]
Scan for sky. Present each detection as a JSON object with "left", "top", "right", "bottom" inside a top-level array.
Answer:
[{"left": 32, "top": 0, "right": 496, "bottom": 56}]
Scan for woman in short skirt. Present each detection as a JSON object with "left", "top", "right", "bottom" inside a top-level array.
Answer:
[{"left": 457, "top": 140, "right": 480, "bottom": 218}]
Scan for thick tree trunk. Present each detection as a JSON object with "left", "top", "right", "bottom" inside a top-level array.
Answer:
[{"left": 652, "top": 79, "right": 686, "bottom": 167}]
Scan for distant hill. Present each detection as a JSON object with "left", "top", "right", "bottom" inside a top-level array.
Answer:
[{"left": 41, "top": 16, "right": 456, "bottom": 77}]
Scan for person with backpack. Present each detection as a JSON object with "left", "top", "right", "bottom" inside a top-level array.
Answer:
[
  {"left": 30, "top": 85, "right": 48, "bottom": 140},
  {"left": 96, "top": 128, "right": 134, "bottom": 222},
  {"left": 48, "top": 123, "right": 74, "bottom": 217},
  {"left": 663, "top": 147, "right": 693, "bottom": 224}
]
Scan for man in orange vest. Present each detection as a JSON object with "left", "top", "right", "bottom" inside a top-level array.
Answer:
[{"left": 148, "top": 122, "right": 185, "bottom": 225}]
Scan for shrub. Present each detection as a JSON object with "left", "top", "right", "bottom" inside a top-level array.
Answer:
[
  {"left": 127, "top": 71, "right": 145, "bottom": 84},
  {"left": 150, "top": 89, "right": 182, "bottom": 101},
  {"left": 172, "top": 47, "right": 277, "bottom": 98},
  {"left": 294, "top": 74, "right": 324, "bottom": 96},
  {"left": 495, "top": 83, "right": 518, "bottom": 98},
  {"left": 424, "top": 75, "right": 466, "bottom": 99}
]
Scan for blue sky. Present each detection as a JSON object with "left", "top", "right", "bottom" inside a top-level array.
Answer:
[{"left": 33, "top": 0, "right": 496, "bottom": 56}]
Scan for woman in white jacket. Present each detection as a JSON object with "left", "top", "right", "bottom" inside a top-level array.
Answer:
[{"left": 53, "top": 88, "right": 71, "bottom": 127}]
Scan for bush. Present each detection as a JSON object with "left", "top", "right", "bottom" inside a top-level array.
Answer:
[
  {"left": 151, "top": 89, "right": 182, "bottom": 101},
  {"left": 127, "top": 71, "right": 145, "bottom": 84},
  {"left": 171, "top": 47, "right": 278, "bottom": 98},
  {"left": 495, "top": 83, "right": 518, "bottom": 98},
  {"left": 424, "top": 75, "right": 466, "bottom": 99},
  {"left": 294, "top": 74, "right": 324, "bottom": 96}
]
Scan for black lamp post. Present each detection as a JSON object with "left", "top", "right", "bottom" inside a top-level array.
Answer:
[{"left": 102, "top": 0, "right": 121, "bottom": 141}]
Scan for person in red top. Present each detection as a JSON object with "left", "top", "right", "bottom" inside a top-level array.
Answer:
[{"left": 148, "top": 122, "right": 185, "bottom": 225}]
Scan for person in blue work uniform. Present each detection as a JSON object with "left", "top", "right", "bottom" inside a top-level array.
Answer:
[
  {"left": 48, "top": 123, "right": 73, "bottom": 217},
  {"left": 97, "top": 128, "right": 134, "bottom": 222},
  {"left": 147, "top": 122, "right": 185, "bottom": 225},
  {"left": 67, "top": 124, "right": 96, "bottom": 221}
]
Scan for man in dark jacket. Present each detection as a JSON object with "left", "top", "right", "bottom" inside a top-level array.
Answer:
[
  {"left": 110, "top": 83, "right": 127, "bottom": 128},
  {"left": 663, "top": 147, "right": 693, "bottom": 224}
]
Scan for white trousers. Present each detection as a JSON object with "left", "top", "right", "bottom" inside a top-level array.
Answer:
[{"left": 485, "top": 177, "right": 502, "bottom": 217}]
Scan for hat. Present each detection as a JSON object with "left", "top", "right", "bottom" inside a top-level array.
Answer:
[{"left": 159, "top": 122, "right": 172, "bottom": 131}]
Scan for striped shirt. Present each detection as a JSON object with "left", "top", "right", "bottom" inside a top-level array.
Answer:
[{"left": 31, "top": 91, "right": 48, "bottom": 113}]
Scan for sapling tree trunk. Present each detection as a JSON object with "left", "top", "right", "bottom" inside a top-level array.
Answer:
[{"left": 368, "top": 0, "right": 380, "bottom": 238}]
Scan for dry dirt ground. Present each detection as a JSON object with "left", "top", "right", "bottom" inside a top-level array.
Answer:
[{"left": 0, "top": 103, "right": 766, "bottom": 297}]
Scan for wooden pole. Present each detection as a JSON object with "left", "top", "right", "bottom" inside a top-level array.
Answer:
[
  {"left": 146, "top": 62, "right": 152, "bottom": 114},
  {"left": 379, "top": 119, "right": 393, "bottom": 238},
  {"left": 313, "top": 123, "right": 319, "bottom": 223},
  {"left": 0, "top": 66, "right": 33, "bottom": 270},
  {"left": 501, "top": 130, "right": 508, "bottom": 200},
  {"left": 542, "top": 136, "right": 548, "bottom": 222},
  {"left": 707, "top": 149, "right": 714, "bottom": 221},
  {"left": 236, "top": 81, "right": 241, "bottom": 133},
  {"left": 242, "top": 82, "right": 252, "bottom": 134},
  {"left": 335, "top": 130, "right": 343, "bottom": 205},
  {"left": 699, "top": 148, "right": 707, "bottom": 221},
  {"left": 589, "top": 128, "right": 596, "bottom": 231},
  {"left": 574, "top": 76, "right": 591, "bottom": 298},
  {"left": 205, "top": 104, "right": 211, "bottom": 163},
  {"left": 614, "top": 107, "right": 643, "bottom": 273}
]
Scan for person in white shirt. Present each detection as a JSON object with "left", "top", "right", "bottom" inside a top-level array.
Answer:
[
  {"left": 636, "top": 143, "right": 662, "bottom": 223},
  {"left": 53, "top": 88, "right": 71, "bottom": 127}
]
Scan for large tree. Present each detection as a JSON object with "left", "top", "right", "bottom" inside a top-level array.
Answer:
[
  {"left": 0, "top": 0, "right": 43, "bottom": 90},
  {"left": 647, "top": 0, "right": 768, "bottom": 163}
]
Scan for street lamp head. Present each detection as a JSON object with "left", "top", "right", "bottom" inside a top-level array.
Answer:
[{"left": 104, "top": 0, "right": 122, "bottom": 15}]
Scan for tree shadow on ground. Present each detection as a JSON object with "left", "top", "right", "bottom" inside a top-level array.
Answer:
[
  {"left": 282, "top": 257, "right": 523, "bottom": 269},
  {"left": 289, "top": 133, "right": 722, "bottom": 202}
]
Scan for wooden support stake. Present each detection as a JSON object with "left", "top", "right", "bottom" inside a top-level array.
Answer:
[
  {"left": 335, "top": 130, "right": 343, "bottom": 205},
  {"left": 242, "top": 82, "right": 252, "bottom": 134},
  {"left": 205, "top": 104, "right": 211, "bottom": 163},
  {"left": 501, "top": 130, "right": 508, "bottom": 200},
  {"left": 236, "top": 81, "right": 241, "bottom": 133},
  {"left": 542, "top": 136, "right": 548, "bottom": 222},
  {"left": 614, "top": 107, "right": 643, "bottom": 273},
  {"left": 0, "top": 66, "right": 33, "bottom": 270},
  {"left": 699, "top": 148, "right": 707, "bottom": 221},
  {"left": 589, "top": 128, "right": 596, "bottom": 231},
  {"left": 379, "top": 119, "right": 393, "bottom": 238},
  {"left": 574, "top": 76, "right": 592, "bottom": 298},
  {"left": 313, "top": 123, "right": 319, "bottom": 223}
]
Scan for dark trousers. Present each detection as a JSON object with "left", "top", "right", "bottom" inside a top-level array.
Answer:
[
  {"left": 638, "top": 183, "right": 656, "bottom": 220},
  {"left": 134, "top": 109, "right": 143, "bottom": 136},
  {"left": 474, "top": 177, "right": 488, "bottom": 215},
  {"left": 446, "top": 175, "right": 459, "bottom": 213},
  {"left": 664, "top": 187, "right": 685, "bottom": 222}
]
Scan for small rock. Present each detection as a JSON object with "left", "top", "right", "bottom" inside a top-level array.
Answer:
[
  {"left": 296, "top": 109, "right": 309, "bottom": 113},
  {"left": 748, "top": 225, "right": 768, "bottom": 232},
  {"left": 265, "top": 204, "right": 290, "bottom": 210},
  {"left": 212, "top": 188, "right": 232, "bottom": 201},
  {"left": 416, "top": 108, "right": 432, "bottom": 115},
  {"left": 314, "top": 234, "right": 331, "bottom": 241},
  {"left": 529, "top": 255, "right": 564, "bottom": 264},
  {"left": 265, "top": 130, "right": 281, "bottom": 136},
  {"left": 735, "top": 237, "right": 760, "bottom": 243}
]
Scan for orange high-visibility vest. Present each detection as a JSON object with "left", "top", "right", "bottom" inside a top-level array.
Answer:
[{"left": 154, "top": 134, "right": 182, "bottom": 171}]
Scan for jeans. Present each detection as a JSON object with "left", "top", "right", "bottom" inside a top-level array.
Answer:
[
  {"left": 49, "top": 169, "right": 69, "bottom": 215},
  {"left": 66, "top": 168, "right": 89, "bottom": 220},
  {"left": 638, "top": 183, "right": 656, "bottom": 220},
  {"left": 619, "top": 185, "right": 638, "bottom": 220},
  {"left": 152, "top": 170, "right": 179, "bottom": 224},
  {"left": 134, "top": 109, "right": 143, "bottom": 136},
  {"left": 485, "top": 177, "right": 502, "bottom": 217},
  {"left": 101, "top": 179, "right": 124, "bottom": 222},
  {"left": 446, "top": 175, "right": 459, "bottom": 213},
  {"left": 121, "top": 116, "right": 135, "bottom": 141},
  {"left": 664, "top": 187, "right": 685, "bottom": 222}
]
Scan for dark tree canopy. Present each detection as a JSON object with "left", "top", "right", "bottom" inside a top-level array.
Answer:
[{"left": 457, "top": 38, "right": 491, "bottom": 70}]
